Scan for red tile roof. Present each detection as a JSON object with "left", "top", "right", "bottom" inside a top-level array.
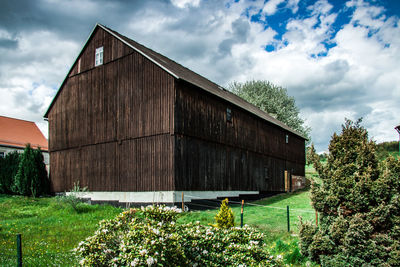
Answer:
[{"left": 0, "top": 116, "right": 48, "bottom": 151}]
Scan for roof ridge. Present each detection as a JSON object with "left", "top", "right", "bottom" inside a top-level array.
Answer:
[{"left": 0, "top": 115, "right": 36, "bottom": 124}]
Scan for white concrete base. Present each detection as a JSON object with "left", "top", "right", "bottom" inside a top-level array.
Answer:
[{"left": 66, "top": 190, "right": 259, "bottom": 204}]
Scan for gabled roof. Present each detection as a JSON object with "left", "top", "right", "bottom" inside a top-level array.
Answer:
[
  {"left": 0, "top": 116, "right": 48, "bottom": 151},
  {"left": 45, "top": 23, "right": 306, "bottom": 139}
]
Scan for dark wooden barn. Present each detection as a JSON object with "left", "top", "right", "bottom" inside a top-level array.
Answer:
[{"left": 44, "top": 24, "right": 306, "bottom": 205}]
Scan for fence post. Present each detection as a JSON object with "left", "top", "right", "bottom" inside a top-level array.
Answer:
[
  {"left": 287, "top": 205, "right": 290, "bottom": 232},
  {"left": 17, "top": 234, "right": 22, "bottom": 267},
  {"left": 181, "top": 192, "right": 184, "bottom": 212},
  {"left": 240, "top": 200, "right": 244, "bottom": 228},
  {"left": 315, "top": 210, "right": 318, "bottom": 226}
]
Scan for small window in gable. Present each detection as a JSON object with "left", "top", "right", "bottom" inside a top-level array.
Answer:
[
  {"left": 285, "top": 134, "right": 289, "bottom": 144},
  {"left": 226, "top": 108, "right": 232, "bottom": 123},
  {"left": 95, "top": 46, "right": 103, "bottom": 66}
]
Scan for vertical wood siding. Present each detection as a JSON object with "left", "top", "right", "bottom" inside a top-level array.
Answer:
[
  {"left": 174, "top": 80, "right": 305, "bottom": 192},
  {"left": 48, "top": 28, "right": 175, "bottom": 192}
]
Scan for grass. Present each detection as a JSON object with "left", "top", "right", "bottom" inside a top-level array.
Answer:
[{"left": 0, "top": 195, "right": 122, "bottom": 266}]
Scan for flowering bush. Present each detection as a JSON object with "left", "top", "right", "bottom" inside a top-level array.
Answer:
[{"left": 75, "top": 205, "right": 283, "bottom": 266}]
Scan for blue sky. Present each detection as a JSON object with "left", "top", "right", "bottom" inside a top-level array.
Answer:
[{"left": 0, "top": 0, "right": 399, "bottom": 152}]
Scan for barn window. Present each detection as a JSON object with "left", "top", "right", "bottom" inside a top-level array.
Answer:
[
  {"left": 285, "top": 134, "right": 289, "bottom": 144},
  {"left": 95, "top": 46, "right": 103, "bottom": 66},
  {"left": 226, "top": 108, "right": 232, "bottom": 122}
]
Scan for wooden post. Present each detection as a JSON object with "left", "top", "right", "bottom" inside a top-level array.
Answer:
[
  {"left": 240, "top": 200, "right": 244, "bottom": 228},
  {"left": 17, "top": 234, "right": 22, "bottom": 267},
  {"left": 284, "top": 170, "right": 289, "bottom": 192},
  {"left": 181, "top": 192, "right": 184, "bottom": 212},
  {"left": 315, "top": 210, "right": 318, "bottom": 226},
  {"left": 287, "top": 205, "right": 290, "bottom": 232}
]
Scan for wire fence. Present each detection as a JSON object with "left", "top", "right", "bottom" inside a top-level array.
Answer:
[{"left": 183, "top": 193, "right": 318, "bottom": 232}]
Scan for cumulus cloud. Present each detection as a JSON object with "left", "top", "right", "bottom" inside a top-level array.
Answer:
[{"left": 0, "top": 0, "right": 398, "bottom": 152}]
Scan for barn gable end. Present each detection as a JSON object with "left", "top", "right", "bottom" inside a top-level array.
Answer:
[{"left": 47, "top": 25, "right": 175, "bottom": 196}]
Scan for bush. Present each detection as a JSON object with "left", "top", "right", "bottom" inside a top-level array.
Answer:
[
  {"left": 300, "top": 119, "right": 400, "bottom": 265},
  {"left": 13, "top": 144, "right": 49, "bottom": 197},
  {"left": 75, "top": 205, "right": 284, "bottom": 266},
  {"left": 57, "top": 181, "right": 89, "bottom": 212},
  {"left": 0, "top": 151, "right": 20, "bottom": 194},
  {"left": 214, "top": 198, "right": 235, "bottom": 229}
]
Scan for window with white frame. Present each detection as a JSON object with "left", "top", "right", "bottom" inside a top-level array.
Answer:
[
  {"left": 95, "top": 46, "right": 103, "bottom": 66},
  {"left": 0, "top": 152, "right": 5, "bottom": 158}
]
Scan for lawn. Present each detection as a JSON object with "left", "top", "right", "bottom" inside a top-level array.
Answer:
[{"left": 0, "top": 196, "right": 122, "bottom": 266}]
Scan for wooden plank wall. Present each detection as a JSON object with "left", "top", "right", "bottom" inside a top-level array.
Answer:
[
  {"left": 48, "top": 28, "right": 175, "bottom": 192},
  {"left": 175, "top": 80, "right": 305, "bottom": 192}
]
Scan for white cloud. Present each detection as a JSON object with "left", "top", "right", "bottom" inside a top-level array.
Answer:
[
  {"left": 171, "top": 0, "right": 200, "bottom": 9},
  {"left": 262, "top": 0, "right": 285, "bottom": 16},
  {"left": 0, "top": 29, "right": 79, "bottom": 138}
]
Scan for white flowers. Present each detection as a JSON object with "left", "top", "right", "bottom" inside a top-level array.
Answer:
[
  {"left": 139, "top": 249, "right": 148, "bottom": 256},
  {"left": 202, "top": 249, "right": 208, "bottom": 255},
  {"left": 277, "top": 254, "right": 283, "bottom": 259},
  {"left": 131, "top": 258, "right": 139, "bottom": 266},
  {"left": 146, "top": 256, "right": 155, "bottom": 266},
  {"left": 152, "top": 228, "right": 160, "bottom": 235}
]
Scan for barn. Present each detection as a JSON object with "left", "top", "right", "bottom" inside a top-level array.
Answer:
[{"left": 44, "top": 24, "right": 306, "bottom": 205}]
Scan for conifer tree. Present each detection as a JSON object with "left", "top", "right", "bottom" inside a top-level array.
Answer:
[
  {"left": 0, "top": 151, "right": 20, "bottom": 194},
  {"left": 13, "top": 144, "right": 49, "bottom": 197},
  {"left": 215, "top": 198, "right": 235, "bottom": 229},
  {"left": 299, "top": 119, "right": 400, "bottom": 266}
]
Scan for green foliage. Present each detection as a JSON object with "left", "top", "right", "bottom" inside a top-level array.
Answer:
[
  {"left": 13, "top": 144, "right": 49, "bottom": 197},
  {"left": 229, "top": 80, "right": 311, "bottom": 141},
  {"left": 300, "top": 118, "right": 400, "bottom": 265},
  {"left": 0, "top": 151, "right": 20, "bottom": 194},
  {"left": 376, "top": 140, "right": 399, "bottom": 160},
  {"left": 75, "top": 205, "right": 284, "bottom": 266},
  {"left": 57, "top": 181, "right": 89, "bottom": 212},
  {"left": 214, "top": 198, "right": 235, "bottom": 228}
]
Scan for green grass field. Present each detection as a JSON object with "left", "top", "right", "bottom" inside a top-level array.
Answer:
[{"left": 0, "top": 196, "right": 122, "bottom": 266}]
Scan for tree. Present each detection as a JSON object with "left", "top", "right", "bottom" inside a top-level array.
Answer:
[
  {"left": 13, "top": 144, "right": 49, "bottom": 197},
  {"left": 215, "top": 198, "right": 235, "bottom": 228},
  {"left": 0, "top": 151, "right": 21, "bottom": 194},
  {"left": 299, "top": 119, "right": 400, "bottom": 266},
  {"left": 229, "top": 80, "right": 311, "bottom": 141}
]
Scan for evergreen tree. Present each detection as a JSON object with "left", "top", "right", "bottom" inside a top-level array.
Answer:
[
  {"left": 215, "top": 198, "right": 235, "bottom": 229},
  {"left": 13, "top": 144, "right": 49, "bottom": 197},
  {"left": 0, "top": 151, "right": 21, "bottom": 194},
  {"left": 33, "top": 148, "right": 50, "bottom": 196},
  {"left": 299, "top": 119, "right": 400, "bottom": 266}
]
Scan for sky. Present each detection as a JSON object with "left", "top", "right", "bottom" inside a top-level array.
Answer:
[{"left": 0, "top": 0, "right": 399, "bottom": 152}]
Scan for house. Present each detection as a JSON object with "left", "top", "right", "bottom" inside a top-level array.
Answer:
[
  {"left": 44, "top": 24, "right": 306, "bottom": 205},
  {"left": 0, "top": 115, "right": 49, "bottom": 170}
]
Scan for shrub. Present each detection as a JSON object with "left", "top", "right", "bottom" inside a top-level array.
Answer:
[
  {"left": 75, "top": 205, "right": 284, "bottom": 266},
  {"left": 214, "top": 198, "right": 235, "bottom": 229},
  {"left": 13, "top": 144, "right": 49, "bottom": 197},
  {"left": 0, "top": 151, "right": 20, "bottom": 194},
  {"left": 300, "top": 119, "right": 400, "bottom": 265},
  {"left": 57, "top": 181, "right": 89, "bottom": 212}
]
